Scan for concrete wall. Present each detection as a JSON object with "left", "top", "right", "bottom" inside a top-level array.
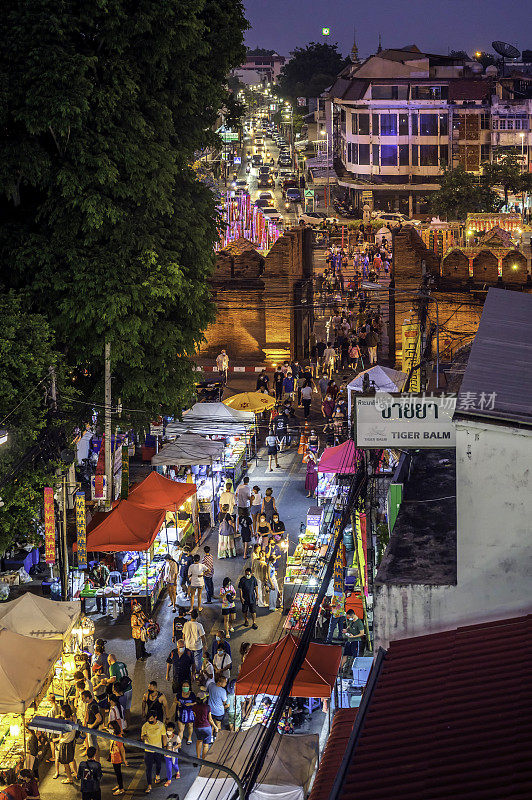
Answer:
[{"left": 374, "top": 418, "right": 532, "bottom": 649}]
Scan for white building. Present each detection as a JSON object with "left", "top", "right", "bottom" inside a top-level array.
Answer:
[{"left": 374, "top": 288, "right": 532, "bottom": 649}]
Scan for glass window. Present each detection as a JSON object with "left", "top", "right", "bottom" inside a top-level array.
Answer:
[
  {"left": 499, "top": 119, "right": 507, "bottom": 130},
  {"left": 439, "top": 144, "right": 448, "bottom": 166},
  {"left": 372, "top": 85, "right": 398, "bottom": 100},
  {"left": 481, "top": 144, "right": 490, "bottom": 162},
  {"left": 399, "top": 144, "right": 409, "bottom": 166},
  {"left": 351, "top": 113, "right": 358, "bottom": 135},
  {"left": 359, "top": 114, "right": 370, "bottom": 135},
  {"left": 480, "top": 113, "right": 490, "bottom": 130},
  {"left": 492, "top": 119, "right": 499, "bottom": 130},
  {"left": 411, "top": 114, "right": 418, "bottom": 136},
  {"left": 359, "top": 143, "right": 370, "bottom": 165},
  {"left": 412, "top": 85, "right": 448, "bottom": 100},
  {"left": 381, "top": 145, "right": 397, "bottom": 166},
  {"left": 372, "top": 114, "right": 380, "bottom": 136},
  {"left": 380, "top": 114, "right": 398, "bottom": 136},
  {"left": 419, "top": 114, "right": 439, "bottom": 136},
  {"left": 420, "top": 144, "right": 439, "bottom": 166},
  {"left": 411, "top": 145, "right": 419, "bottom": 166},
  {"left": 439, "top": 113, "right": 448, "bottom": 136},
  {"left": 507, "top": 119, "right": 514, "bottom": 130},
  {"left": 352, "top": 143, "right": 358, "bottom": 163},
  {"left": 372, "top": 144, "right": 380, "bottom": 166},
  {"left": 399, "top": 114, "right": 408, "bottom": 136}
]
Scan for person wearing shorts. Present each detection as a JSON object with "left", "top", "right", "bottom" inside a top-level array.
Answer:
[
  {"left": 238, "top": 568, "right": 258, "bottom": 629},
  {"left": 193, "top": 693, "right": 215, "bottom": 758},
  {"left": 239, "top": 511, "right": 253, "bottom": 558},
  {"left": 266, "top": 428, "right": 279, "bottom": 471},
  {"left": 250, "top": 486, "right": 262, "bottom": 536},
  {"left": 220, "top": 578, "right": 236, "bottom": 637}
]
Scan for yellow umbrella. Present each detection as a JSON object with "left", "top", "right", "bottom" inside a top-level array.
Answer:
[{"left": 224, "top": 391, "right": 276, "bottom": 414}]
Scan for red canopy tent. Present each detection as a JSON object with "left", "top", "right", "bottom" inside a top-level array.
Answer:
[
  {"left": 128, "top": 471, "right": 196, "bottom": 510},
  {"left": 235, "top": 634, "right": 342, "bottom": 698},
  {"left": 81, "top": 501, "right": 166, "bottom": 552},
  {"left": 317, "top": 440, "right": 362, "bottom": 474}
]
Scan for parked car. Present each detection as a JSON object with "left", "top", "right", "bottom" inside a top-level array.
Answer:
[
  {"left": 298, "top": 211, "right": 327, "bottom": 226},
  {"left": 371, "top": 211, "right": 412, "bottom": 228},
  {"left": 286, "top": 187, "right": 302, "bottom": 203}
]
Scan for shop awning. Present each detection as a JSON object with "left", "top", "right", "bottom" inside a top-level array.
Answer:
[
  {"left": 0, "top": 594, "right": 81, "bottom": 640},
  {"left": 318, "top": 440, "right": 362, "bottom": 474},
  {"left": 82, "top": 500, "right": 166, "bottom": 552},
  {"left": 128, "top": 471, "right": 196, "bottom": 511},
  {"left": 166, "top": 403, "right": 255, "bottom": 438},
  {"left": 0, "top": 628, "right": 63, "bottom": 713},
  {"left": 347, "top": 365, "right": 407, "bottom": 394},
  {"left": 224, "top": 392, "right": 276, "bottom": 413},
  {"left": 151, "top": 433, "right": 225, "bottom": 467},
  {"left": 235, "top": 634, "right": 342, "bottom": 698}
]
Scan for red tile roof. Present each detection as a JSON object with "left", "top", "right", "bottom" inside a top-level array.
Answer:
[
  {"left": 308, "top": 709, "right": 357, "bottom": 800},
  {"left": 319, "top": 615, "right": 532, "bottom": 800}
]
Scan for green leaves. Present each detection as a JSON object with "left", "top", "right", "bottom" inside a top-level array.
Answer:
[
  {"left": 278, "top": 41, "right": 347, "bottom": 102},
  {"left": 429, "top": 166, "right": 502, "bottom": 221}
]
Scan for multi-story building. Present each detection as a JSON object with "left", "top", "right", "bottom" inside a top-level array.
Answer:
[
  {"left": 234, "top": 49, "right": 286, "bottom": 85},
  {"left": 327, "top": 45, "right": 497, "bottom": 215},
  {"left": 490, "top": 74, "right": 532, "bottom": 169}
]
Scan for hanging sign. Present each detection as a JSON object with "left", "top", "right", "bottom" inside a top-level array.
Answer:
[
  {"left": 402, "top": 319, "right": 421, "bottom": 392},
  {"left": 91, "top": 474, "right": 107, "bottom": 500},
  {"left": 332, "top": 517, "right": 346, "bottom": 592},
  {"left": 121, "top": 445, "right": 130, "bottom": 499},
  {"left": 44, "top": 487, "right": 56, "bottom": 564},
  {"left": 355, "top": 395, "right": 457, "bottom": 448},
  {"left": 355, "top": 511, "right": 368, "bottom": 595},
  {"left": 75, "top": 492, "right": 87, "bottom": 569}
]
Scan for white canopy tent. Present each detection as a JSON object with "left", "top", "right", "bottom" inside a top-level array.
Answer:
[
  {"left": 184, "top": 726, "right": 318, "bottom": 800},
  {"left": 347, "top": 365, "right": 407, "bottom": 419},
  {"left": 151, "top": 433, "right": 225, "bottom": 467},
  {"left": 0, "top": 594, "right": 81, "bottom": 640},
  {"left": 0, "top": 628, "right": 63, "bottom": 713},
  {"left": 165, "top": 403, "right": 255, "bottom": 438}
]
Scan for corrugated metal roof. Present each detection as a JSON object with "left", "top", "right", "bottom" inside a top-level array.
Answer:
[
  {"left": 455, "top": 288, "right": 532, "bottom": 427},
  {"left": 322, "top": 615, "right": 532, "bottom": 800},
  {"left": 308, "top": 709, "right": 357, "bottom": 800}
]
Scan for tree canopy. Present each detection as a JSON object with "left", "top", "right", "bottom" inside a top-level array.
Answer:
[
  {"left": 429, "top": 167, "right": 501, "bottom": 220},
  {"left": 278, "top": 42, "right": 346, "bottom": 102},
  {"left": 0, "top": 0, "right": 248, "bottom": 423}
]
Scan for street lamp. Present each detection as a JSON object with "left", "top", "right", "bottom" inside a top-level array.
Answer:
[
  {"left": 30, "top": 716, "right": 245, "bottom": 800},
  {"left": 320, "top": 128, "right": 330, "bottom": 213}
]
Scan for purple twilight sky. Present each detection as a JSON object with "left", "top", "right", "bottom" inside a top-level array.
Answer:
[{"left": 242, "top": 0, "right": 531, "bottom": 61}]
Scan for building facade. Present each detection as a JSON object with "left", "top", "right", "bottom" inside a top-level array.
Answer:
[{"left": 235, "top": 50, "right": 286, "bottom": 85}]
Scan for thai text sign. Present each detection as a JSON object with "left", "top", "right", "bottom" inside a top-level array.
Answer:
[
  {"left": 356, "top": 395, "right": 457, "bottom": 448},
  {"left": 75, "top": 492, "right": 87, "bottom": 569},
  {"left": 402, "top": 319, "right": 421, "bottom": 392},
  {"left": 44, "top": 487, "right": 56, "bottom": 564}
]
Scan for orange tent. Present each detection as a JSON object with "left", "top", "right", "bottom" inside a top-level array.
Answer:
[
  {"left": 128, "top": 471, "right": 196, "bottom": 511},
  {"left": 82, "top": 501, "right": 166, "bottom": 552},
  {"left": 235, "top": 634, "right": 342, "bottom": 698}
]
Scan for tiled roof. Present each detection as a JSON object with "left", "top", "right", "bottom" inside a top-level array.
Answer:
[
  {"left": 327, "top": 615, "right": 532, "bottom": 800},
  {"left": 308, "top": 709, "right": 357, "bottom": 800}
]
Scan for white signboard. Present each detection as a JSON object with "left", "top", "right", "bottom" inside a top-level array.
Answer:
[
  {"left": 355, "top": 395, "right": 457, "bottom": 448},
  {"left": 150, "top": 423, "right": 164, "bottom": 437}
]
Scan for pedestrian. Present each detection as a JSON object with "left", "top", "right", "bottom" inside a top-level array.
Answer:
[
  {"left": 251, "top": 545, "right": 266, "bottom": 608},
  {"left": 92, "top": 640, "right": 109, "bottom": 676},
  {"left": 272, "top": 409, "right": 288, "bottom": 451},
  {"left": 341, "top": 609, "right": 365, "bottom": 671},
  {"left": 322, "top": 393, "right": 335, "bottom": 420},
  {"left": 213, "top": 645, "right": 232, "bottom": 680},
  {"left": 210, "top": 629, "right": 232, "bottom": 661},
  {"left": 239, "top": 642, "right": 251, "bottom": 663},
  {"left": 177, "top": 546, "right": 193, "bottom": 597},
  {"left": 219, "top": 481, "right": 236, "bottom": 519},
  {"left": 236, "top": 476, "right": 252, "bottom": 527},
  {"left": 348, "top": 340, "right": 361, "bottom": 371},
  {"left": 239, "top": 511, "right": 253, "bottom": 559},
  {"left": 250, "top": 486, "right": 262, "bottom": 536},
  {"left": 256, "top": 370, "right": 269, "bottom": 392},
  {"left": 318, "top": 372, "right": 329, "bottom": 399},
  {"left": 81, "top": 691, "right": 103, "bottom": 760},
  {"left": 316, "top": 340, "right": 326, "bottom": 372},
  {"left": 77, "top": 747, "right": 102, "bottom": 800},
  {"left": 174, "top": 682, "right": 196, "bottom": 747},
  {"left": 131, "top": 601, "right": 150, "bottom": 661},
  {"left": 198, "top": 652, "right": 215, "bottom": 690},
  {"left": 305, "top": 451, "right": 319, "bottom": 498},
  {"left": 220, "top": 576, "right": 237, "bottom": 636},
  {"left": 142, "top": 681, "right": 168, "bottom": 723},
  {"left": 172, "top": 606, "right": 189, "bottom": 643},
  {"left": 52, "top": 703, "right": 77, "bottom": 783},
  {"left": 273, "top": 366, "right": 284, "bottom": 402},
  {"left": 216, "top": 349, "right": 229, "bottom": 381},
  {"left": 141, "top": 712, "right": 166, "bottom": 793},
  {"left": 166, "top": 638, "right": 194, "bottom": 698},
  {"left": 108, "top": 721, "right": 128, "bottom": 795},
  {"left": 300, "top": 381, "right": 313, "bottom": 419},
  {"left": 193, "top": 692, "right": 215, "bottom": 759},
  {"left": 208, "top": 677, "right": 229, "bottom": 732},
  {"left": 182, "top": 609, "right": 207, "bottom": 675},
  {"left": 326, "top": 591, "right": 347, "bottom": 643},
  {"left": 108, "top": 694, "right": 126, "bottom": 733},
  {"left": 323, "top": 342, "right": 336, "bottom": 378},
  {"left": 106, "top": 655, "right": 132, "bottom": 728},
  {"left": 307, "top": 429, "right": 319, "bottom": 455},
  {"left": 267, "top": 559, "right": 279, "bottom": 611},
  {"left": 164, "top": 555, "right": 179, "bottom": 612},
  {"left": 163, "top": 722, "right": 180, "bottom": 786},
  {"left": 261, "top": 487, "right": 277, "bottom": 523},
  {"left": 266, "top": 428, "right": 280, "bottom": 471},
  {"left": 188, "top": 553, "right": 206, "bottom": 612},
  {"left": 365, "top": 330, "right": 379, "bottom": 365},
  {"left": 201, "top": 546, "right": 214, "bottom": 604},
  {"left": 257, "top": 513, "right": 272, "bottom": 548},
  {"left": 90, "top": 562, "right": 109, "bottom": 615},
  {"left": 238, "top": 566, "right": 259, "bottom": 629},
  {"left": 218, "top": 506, "right": 237, "bottom": 559},
  {"left": 282, "top": 371, "right": 295, "bottom": 401}
]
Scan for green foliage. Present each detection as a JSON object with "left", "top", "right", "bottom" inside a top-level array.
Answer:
[
  {"left": 429, "top": 166, "right": 501, "bottom": 220},
  {"left": 482, "top": 153, "right": 523, "bottom": 206},
  {"left": 0, "top": 0, "right": 248, "bottom": 424},
  {"left": 278, "top": 42, "right": 346, "bottom": 101}
]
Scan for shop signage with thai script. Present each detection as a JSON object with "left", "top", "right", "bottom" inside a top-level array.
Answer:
[
  {"left": 355, "top": 395, "right": 457, "bottom": 448},
  {"left": 44, "top": 487, "right": 56, "bottom": 564},
  {"left": 75, "top": 491, "right": 87, "bottom": 569}
]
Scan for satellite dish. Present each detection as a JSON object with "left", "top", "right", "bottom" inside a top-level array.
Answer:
[{"left": 492, "top": 41, "right": 520, "bottom": 59}]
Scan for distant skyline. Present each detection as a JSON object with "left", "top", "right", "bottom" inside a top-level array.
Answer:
[{"left": 243, "top": 0, "right": 531, "bottom": 61}]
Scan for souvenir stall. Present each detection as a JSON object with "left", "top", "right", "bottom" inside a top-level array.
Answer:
[
  {"left": 0, "top": 628, "right": 63, "bottom": 779},
  {"left": 151, "top": 433, "right": 225, "bottom": 526},
  {"left": 128, "top": 471, "right": 199, "bottom": 546},
  {"left": 235, "top": 635, "right": 342, "bottom": 729},
  {"left": 283, "top": 506, "right": 329, "bottom": 616},
  {"left": 317, "top": 440, "right": 363, "bottom": 506}
]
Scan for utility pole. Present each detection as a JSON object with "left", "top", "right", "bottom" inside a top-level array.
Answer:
[{"left": 104, "top": 341, "right": 112, "bottom": 510}]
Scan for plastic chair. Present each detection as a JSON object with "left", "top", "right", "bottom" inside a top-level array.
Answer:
[{"left": 108, "top": 571, "right": 122, "bottom": 586}]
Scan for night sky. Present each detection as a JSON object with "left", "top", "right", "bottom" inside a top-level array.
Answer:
[{"left": 243, "top": 0, "right": 531, "bottom": 61}]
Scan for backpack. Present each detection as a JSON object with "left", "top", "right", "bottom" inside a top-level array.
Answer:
[
  {"left": 80, "top": 762, "right": 100, "bottom": 792},
  {"left": 117, "top": 674, "right": 132, "bottom": 693}
]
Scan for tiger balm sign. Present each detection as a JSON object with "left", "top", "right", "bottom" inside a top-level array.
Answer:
[{"left": 355, "top": 394, "right": 457, "bottom": 448}]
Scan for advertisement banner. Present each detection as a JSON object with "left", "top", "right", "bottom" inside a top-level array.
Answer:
[
  {"left": 402, "top": 319, "right": 421, "bottom": 391},
  {"left": 332, "top": 517, "right": 345, "bottom": 592},
  {"left": 355, "top": 395, "right": 457, "bottom": 448},
  {"left": 75, "top": 492, "right": 87, "bottom": 569},
  {"left": 121, "top": 445, "right": 129, "bottom": 499},
  {"left": 91, "top": 474, "right": 107, "bottom": 501},
  {"left": 355, "top": 511, "right": 368, "bottom": 595},
  {"left": 44, "top": 487, "right": 56, "bottom": 564}
]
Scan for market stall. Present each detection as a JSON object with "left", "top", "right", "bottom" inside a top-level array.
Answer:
[
  {"left": 184, "top": 726, "right": 318, "bottom": 800},
  {"left": 346, "top": 365, "right": 407, "bottom": 420},
  {"left": 151, "top": 433, "right": 225, "bottom": 525},
  {"left": 0, "top": 628, "right": 63, "bottom": 777},
  {"left": 283, "top": 506, "right": 328, "bottom": 615},
  {"left": 129, "top": 471, "right": 198, "bottom": 544},
  {"left": 224, "top": 391, "right": 276, "bottom": 414}
]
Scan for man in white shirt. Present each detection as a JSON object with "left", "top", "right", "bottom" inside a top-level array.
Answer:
[
  {"left": 300, "top": 383, "right": 313, "bottom": 420},
  {"left": 236, "top": 477, "right": 251, "bottom": 527},
  {"left": 182, "top": 609, "right": 206, "bottom": 673},
  {"left": 188, "top": 553, "right": 206, "bottom": 612},
  {"left": 216, "top": 350, "right": 229, "bottom": 381},
  {"left": 323, "top": 342, "right": 337, "bottom": 378},
  {"left": 219, "top": 482, "right": 236, "bottom": 519}
]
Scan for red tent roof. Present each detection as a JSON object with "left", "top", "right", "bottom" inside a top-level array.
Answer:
[
  {"left": 128, "top": 471, "right": 196, "bottom": 511},
  {"left": 235, "top": 634, "right": 342, "bottom": 698},
  {"left": 318, "top": 440, "right": 362, "bottom": 474},
  {"left": 83, "top": 501, "right": 166, "bottom": 552}
]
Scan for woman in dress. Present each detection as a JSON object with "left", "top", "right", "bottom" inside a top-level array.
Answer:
[
  {"left": 218, "top": 508, "right": 236, "bottom": 559},
  {"left": 251, "top": 546, "right": 267, "bottom": 608},
  {"left": 261, "top": 488, "right": 277, "bottom": 524},
  {"left": 250, "top": 486, "right": 262, "bottom": 536},
  {"left": 108, "top": 720, "right": 128, "bottom": 795},
  {"left": 220, "top": 576, "right": 236, "bottom": 636},
  {"left": 305, "top": 452, "right": 318, "bottom": 499}
]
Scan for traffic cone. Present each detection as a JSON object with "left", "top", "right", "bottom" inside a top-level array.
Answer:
[{"left": 298, "top": 430, "right": 308, "bottom": 455}]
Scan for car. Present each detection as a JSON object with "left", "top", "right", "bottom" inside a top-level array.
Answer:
[
  {"left": 371, "top": 211, "right": 413, "bottom": 228},
  {"left": 258, "top": 191, "right": 274, "bottom": 202},
  {"left": 298, "top": 211, "right": 327, "bottom": 226},
  {"left": 286, "top": 187, "right": 302, "bottom": 203},
  {"left": 278, "top": 157, "right": 292, "bottom": 167},
  {"left": 235, "top": 179, "right": 248, "bottom": 189},
  {"left": 262, "top": 208, "right": 284, "bottom": 223},
  {"left": 258, "top": 165, "right": 271, "bottom": 175},
  {"left": 258, "top": 175, "right": 274, "bottom": 188},
  {"left": 255, "top": 198, "right": 272, "bottom": 209},
  {"left": 252, "top": 154, "right": 263, "bottom": 167}
]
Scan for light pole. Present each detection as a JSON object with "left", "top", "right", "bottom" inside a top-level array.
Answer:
[
  {"left": 320, "top": 128, "right": 330, "bottom": 213},
  {"left": 30, "top": 716, "right": 246, "bottom": 800}
]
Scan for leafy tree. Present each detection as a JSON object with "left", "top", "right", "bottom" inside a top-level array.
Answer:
[
  {"left": 472, "top": 51, "right": 497, "bottom": 69},
  {"left": 278, "top": 42, "right": 347, "bottom": 102},
  {"left": 429, "top": 167, "right": 501, "bottom": 220},
  {"left": 0, "top": 0, "right": 248, "bottom": 422},
  {"left": 482, "top": 154, "right": 523, "bottom": 207}
]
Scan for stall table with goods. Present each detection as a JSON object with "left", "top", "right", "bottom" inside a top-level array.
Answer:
[{"left": 283, "top": 506, "right": 333, "bottom": 613}]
